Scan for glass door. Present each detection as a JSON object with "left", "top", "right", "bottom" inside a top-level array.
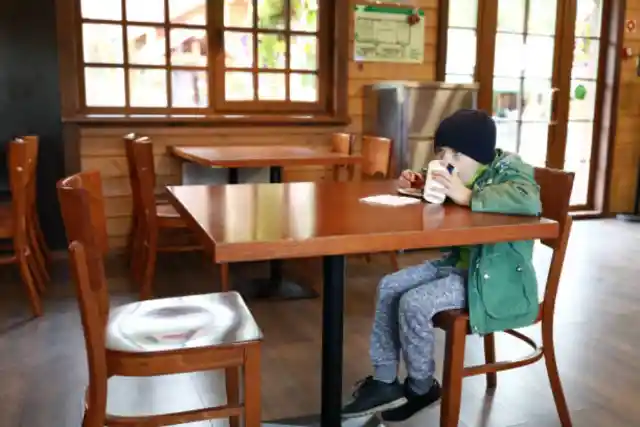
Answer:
[
  {"left": 564, "top": 0, "right": 604, "bottom": 206},
  {"left": 492, "top": 0, "right": 561, "bottom": 168}
]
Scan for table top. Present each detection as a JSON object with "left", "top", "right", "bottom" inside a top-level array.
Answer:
[
  {"left": 166, "top": 180, "right": 559, "bottom": 263},
  {"left": 170, "top": 145, "right": 362, "bottom": 168}
]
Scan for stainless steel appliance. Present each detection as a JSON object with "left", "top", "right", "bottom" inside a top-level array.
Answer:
[{"left": 362, "top": 81, "right": 479, "bottom": 177}]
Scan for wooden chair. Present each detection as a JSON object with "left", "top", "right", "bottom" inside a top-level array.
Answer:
[
  {"left": 128, "top": 136, "right": 218, "bottom": 299},
  {"left": 433, "top": 167, "right": 575, "bottom": 427},
  {"left": 332, "top": 134, "right": 399, "bottom": 271},
  {"left": 22, "top": 136, "right": 51, "bottom": 284},
  {"left": 0, "top": 138, "right": 46, "bottom": 316},
  {"left": 331, "top": 132, "right": 355, "bottom": 181},
  {"left": 122, "top": 134, "right": 170, "bottom": 267},
  {"left": 57, "top": 170, "right": 263, "bottom": 427}
]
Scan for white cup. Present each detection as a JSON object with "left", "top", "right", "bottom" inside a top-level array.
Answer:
[{"left": 423, "top": 160, "right": 448, "bottom": 204}]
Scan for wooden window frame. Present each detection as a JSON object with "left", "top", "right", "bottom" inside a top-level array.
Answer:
[
  {"left": 436, "top": 0, "right": 625, "bottom": 215},
  {"left": 55, "top": 0, "right": 349, "bottom": 125}
]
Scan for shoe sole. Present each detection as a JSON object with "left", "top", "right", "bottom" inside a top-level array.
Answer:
[
  {"left": 341, "top": 397, "right": 408, "bottom": 419},
  {"left": 380, "top": 398, "right": 442, "bottom": 423}
]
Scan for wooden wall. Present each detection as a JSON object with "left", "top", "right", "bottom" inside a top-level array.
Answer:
[
  {"left": 74, "top": 0, "right": 439, "bottom": 247},
  {"left": 610, "top": 0, "right": 640, "bottom": 212}
]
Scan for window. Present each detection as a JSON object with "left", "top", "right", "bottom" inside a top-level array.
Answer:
[
  {"left": 76, "top": 0, "right": 342, "bottom": 117},
  {"left": 444, "top": 0, "right": 478, "bottom": 84}
]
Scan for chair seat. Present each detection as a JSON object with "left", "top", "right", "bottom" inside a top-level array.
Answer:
[
  {"left": 433, "top": 309, "right": 470, "bottom": 331},
  {"left": 106, "top": 291, "right": 262, "bottom": 353},
  {"left": 156, "top": 203, "right": 181, "bottom": 218}
]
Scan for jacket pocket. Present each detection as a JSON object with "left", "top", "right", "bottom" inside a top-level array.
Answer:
[{"left": 475, "top": 244, "right": 536, "bottom": 320}]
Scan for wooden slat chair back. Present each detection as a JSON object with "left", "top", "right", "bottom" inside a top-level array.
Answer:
[
  {"left": 434, "top": 167, "right": 575, "bottom": 427},
  {"left": 127, "top": 136, "right": 206, "bottom": 299},
  {"left": 21, "top": 135, "right": 51, "bottom": 274},
  {"left": 57, "top": 170, "right": 262, "bottom": 427},
  {"left": 361, "top": 135, "right": 392, "bottom": 179},
  {"left": 331, "top": 132, "right": 355, "bottom": 181}
]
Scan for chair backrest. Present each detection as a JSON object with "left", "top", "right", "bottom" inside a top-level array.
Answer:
[
  {"left": 123, "top": 133, "right": 139, "bottom": 214},
  {"left": 361, "top": 136, "right": 392, "bottom": 179},
  {"left": 331, "top": 133, "right": 355, "bottom": 181},
  {"left": 57, "top": 170, "right": 110, "bottom": 407},
  {"left": 8, "top": 138, "right": 38, "bottom": 251},
  {"left": 331, "top": 132, "right": 354, "bottom": 155},
  {"left": 533, "top": 167, "right": 574, "bottom": 321},
  {"left": 130, "top": 136, "right": 159, "bottom": 235}
]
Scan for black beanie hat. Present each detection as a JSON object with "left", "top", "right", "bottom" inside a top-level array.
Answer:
[{"left": 434, "top": 109, "right": 497, "bottom": 165}]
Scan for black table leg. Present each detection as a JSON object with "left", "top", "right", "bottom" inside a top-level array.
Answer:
[
  {"left": 263, "top": 255, "right": 381, "bottom": 427},
  {"left": 234, "top": 166, "right": 318, "bottom": 300},
  {"left": 228, "top": 168, "right": 239, "bottom": 184}
]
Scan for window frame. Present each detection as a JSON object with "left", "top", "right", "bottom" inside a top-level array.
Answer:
[{"left": 57, "top": 0, "right": 349, "bottom": 124}]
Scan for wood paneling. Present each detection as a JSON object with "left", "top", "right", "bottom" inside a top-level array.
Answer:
[
  {"left": 74, "top": 0, "right": 440, "bottom": 246},
  {"left": 610, "top": 0, "right": 640, "bottom": 212}
]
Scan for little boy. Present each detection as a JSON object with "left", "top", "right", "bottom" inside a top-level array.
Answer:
[{"left": 342, "top": 109, "right": 542, "bottom": 422}]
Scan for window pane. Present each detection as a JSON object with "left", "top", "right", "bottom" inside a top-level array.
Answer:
[
  {"left": 576, "top": 0, "right": 603, "bottom": 38},
  {"left": 258, "top": 0, "right": 285, "bottom": 29},
  {"left": 493, "top": 78, "right": 521, "bottom": 119},
  {"left": 527, "top": 0, "right": 557, "bottom": 35},
  {"left": 495, "top": 120, "right": 518, "bottom": 153},
  {"left": 565, "top": 121, "right": 594, "bottom": 205},
  {"left": 497, "top": 0, "right": 525, "bottom": 33},
  {"left": 290, "top": 73, "right": 317, "bottom": 102},
  {"left": 445, "top": 29, "right": 476, "bottom": 75},
  {"left": 524, "top": 36, "right": 555, "bottom": 78},
  {"left": 224, "top": 0, "right": 252, "bottom": 28},
  {"left": 494, "top": 33, "right": 524, "bottom": 77},
  {"left": 83, "top": 24, "right": 124, "bottom": 64},
  {"left": 290, "top": 36, "right": 317, "bottom": 70},
  {"left": 128, "top": 26, "right": 166, "bottom": 65},
  {"left": 572, "top": 38, "right": 599, "bottom": 79},
  {"left": 448, "top": 0, "right": 478, "bottom": 28},
  {"left": 81, "top": 0, "right": 121, "bottom": 20},
  {"left": 522, "top": 79, "right": 553, "bottom": 121},
  {"left": 258, "top": 34, "right": 286, "bottom": 69},
  {"left": 126, "top": 0, "right": 164, "bottom": 23},
  {"left": 170, "top": 29, "right": 207, "bottom": 66},
  {"left": 225, "top": 72, "right": 254, "bottom": 101},
  {"left": 518, "top": 123, "right": 548, "bottom": 167},
  {"left": 445, "top": 74, "right": 475, "bottom": 84},
  {"left": 169, "top": 0, "right": 206, "bottom": 25},
  {"left": 172, "top": 70, "right": 208, "bottom": 107},
  {"left": 130, "top": 69, "right": 167, "bottom": 107},
  {"left": 258, "top": 73, "right": 286, "bottom": 100},
  {"left": 225, "top": 32, "right": 254, "bottom": 68},
  {"left": 84, "top": 67, "right": 125, "bottom": 106},
  {"left": 569, "top": 80, "right": 596, "bottom": 121},
  {"left": 291, "top": 0, "right": 318, "bottom": 32}
]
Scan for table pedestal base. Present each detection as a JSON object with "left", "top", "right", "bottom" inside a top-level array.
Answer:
[{"left": 263, "top": 413, "right": 382, "bottom": 427}]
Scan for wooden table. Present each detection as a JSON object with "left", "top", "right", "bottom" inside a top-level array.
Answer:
[
  {"left": 166, "top": 180, "right": 559, "bottom": 427},
  {"left": 170, "top": 145, "right": 362, "bottom": 302}
]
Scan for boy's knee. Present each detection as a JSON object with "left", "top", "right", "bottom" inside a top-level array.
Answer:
[
  {"left": 377, "top": 273, "right": 397, "bottom": 295},
  {"left": 399, "top": 289, "right": 429, "bottom": 318}
]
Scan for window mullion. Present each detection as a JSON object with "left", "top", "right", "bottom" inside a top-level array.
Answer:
[{"left": 208, "top": 0, "right": 223, "bottom": 112}]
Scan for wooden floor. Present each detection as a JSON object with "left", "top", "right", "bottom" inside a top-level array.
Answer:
[{"left": 1, "top": 219, "right": 640, "bottom": 426}]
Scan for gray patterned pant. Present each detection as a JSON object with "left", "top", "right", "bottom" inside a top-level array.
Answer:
[{"left": 369, "top": 261, "right": 467, "bottom": 382}]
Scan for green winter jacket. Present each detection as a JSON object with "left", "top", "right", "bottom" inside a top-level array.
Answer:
[{"left": 436, "top": 149, "right": 542, "bottom": 335}]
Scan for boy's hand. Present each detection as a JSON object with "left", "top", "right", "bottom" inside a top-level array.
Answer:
[
  {"left": 398, "top": 169, "right": 424, "bottom": 189},
  {"left": 432, "top": 170, "right": 472, "bottom": 206}
]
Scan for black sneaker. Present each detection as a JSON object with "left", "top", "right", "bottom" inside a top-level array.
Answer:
[
  {"left": 342, "top": 376, "right": 407, "bottom": 418},
  {"left": 380, "top": 378, "right": 442, "bottom": 422}
]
